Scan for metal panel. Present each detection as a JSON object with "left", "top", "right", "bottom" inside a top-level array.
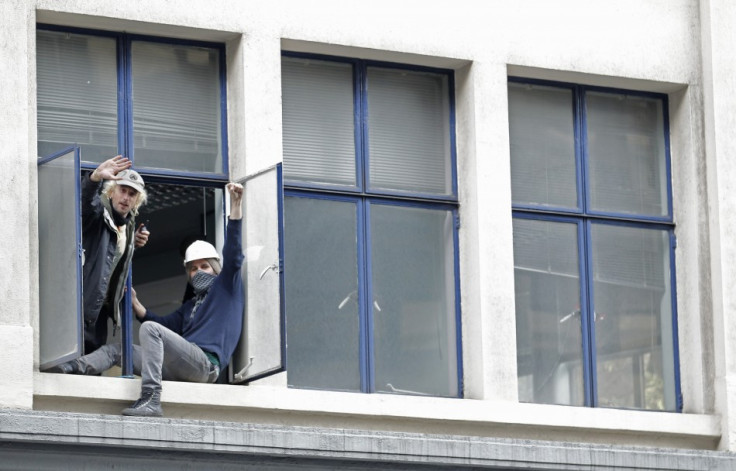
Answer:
[
  {"left": 38, "top": 147, "right": 83, "bottom": 370},
  {"left": 230, "top": 164, "right": 285, "bottom": 383}
]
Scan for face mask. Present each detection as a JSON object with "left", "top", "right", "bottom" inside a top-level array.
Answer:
[{"left": 191, "top": 270, "right": 216, "bottom": 296}]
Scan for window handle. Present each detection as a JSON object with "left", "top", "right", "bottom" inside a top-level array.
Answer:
[
  {"left": 231, "top": 356, "right": 253, "bottom": 383},
  {"left": 338, "top": 290, "right": 357, "bottom": 309},
  {"left": 338, "top": 291, "right": 382, "bottom": 312},
  {"left": 259, "top": 263, "right": 279, "bottom": 280}
]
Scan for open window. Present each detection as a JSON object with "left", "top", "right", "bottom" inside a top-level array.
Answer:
[
  {"left": 230, "top": 164, "right": 286, "bottom": 383},
  {"left": 38, "top": 146, "right": 83, "bottom": 370}
]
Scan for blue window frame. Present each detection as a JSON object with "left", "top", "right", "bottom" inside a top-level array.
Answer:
[
  {"left": 509, "top": 77, "right": 681, "bottom": 411},
  {"left": 281, "top": 52, "right": 462, "bottom": 397},
  {"left": 36, "top": 25, "right": 230, "bottom": 376},
  {"left": 37, "top": 24, "right": 229, "bottom": 181}
]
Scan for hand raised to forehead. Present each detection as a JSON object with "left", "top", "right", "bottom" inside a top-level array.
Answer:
[{"left": 92, "top": 155, "right": 132, "bottom": 182}]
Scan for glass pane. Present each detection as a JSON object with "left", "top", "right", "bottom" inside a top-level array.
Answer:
[
  {"left": 508, "top": 83, "right": 577, "bottom": 209},
  {"left": 233, "top": 165, "right": 284, "bottom": 382},
  {"left": 367, "top": 67, "right": 452, "bottom": 196},
  {"left": 282, "top": 57, "right": 357, "bottom": 187},
  {"left": 591, "top": 224, "right": 676, "bottom": 411},
  {"left": 36, "top": 30, "right": 118, "bottom": 162},
  {"left": 370, "top": 204, "right": 458, "bottom": 397},
  {"left": 513, "top": 218, "right": 584, "bottom": 406},
  {"left": 586, "top": 92, "right": 668, "bottom": 217},
  {"left": 284, "top": 196, "right": 360, "bottom": 391},
  {"left": 38, "top": 149, "right": 83, "bottom": 368},
  {"left": 132, "top": 41, "right": 222, "bottom": 173}
]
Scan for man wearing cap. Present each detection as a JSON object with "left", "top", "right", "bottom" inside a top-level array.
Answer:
[
  {"left": 80, "top": 155, "right": 149, "bottom": 354},
  {"left": 47, "top": 182, "right": 245, "bottom": 418}
]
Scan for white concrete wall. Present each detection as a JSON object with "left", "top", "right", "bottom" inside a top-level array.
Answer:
[{"left": 2, "top": 0, "right": 734, "bottom": 453}]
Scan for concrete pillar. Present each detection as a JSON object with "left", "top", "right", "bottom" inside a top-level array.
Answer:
[
  {"left": 0, "top": 0, "right": 35, "bottom": 410},
  {"left": 700, "top": 0, "right": 736, "bottom": 452}
]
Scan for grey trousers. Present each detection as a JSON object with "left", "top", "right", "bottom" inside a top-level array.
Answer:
[{"left": 75, "top": 321, "right": 219, "bottom": 392}]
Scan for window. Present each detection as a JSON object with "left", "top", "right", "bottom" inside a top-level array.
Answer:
[
  {"left": 509, "top": 78, "right": 680, "bottom": 411},
  {"left": 281, "top": 53, "right": 461, "bottom": 397},
  {"left": 36, "top": 26, "right": 235, "bottom": 375}
]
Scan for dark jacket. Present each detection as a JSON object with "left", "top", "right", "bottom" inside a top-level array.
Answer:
[
  {"left": 142, "top": 219, "right": 244, "bottom": 370},
  {"left": 81, "top": 173, "right": 137, "bottom": 352}
]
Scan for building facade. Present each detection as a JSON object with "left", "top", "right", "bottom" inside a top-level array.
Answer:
[{"left": 2, "top": 0, "right": 736, "bottom": 469}]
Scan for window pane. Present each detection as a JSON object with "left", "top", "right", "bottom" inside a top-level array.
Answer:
[
  {"left": 591, "top": 224, "right": 676, "bottom": 411},
  {"left": 508, "top": 83, "right": 577, "bottom": 209},
  {"left": 282, "top": 58, "right": 357, "bottom": 187},
  {"left": 367, "top": 67, "right": 452, "bottom": 196},
  {"left": 513, "top": 218, "right": 584, "bottom": 406},
  {"left": 38, "top": 149, "right": 83, "bottom": 368},
  {"left": 132, "top": 41, "right": 222, "bottom": 173},
  {"left": 370, "top": 204, "right": 458, "bottom": 396},
  {"left": 37, "top": 31, "right": 118, "bottom": 162},
  {"left": 284, "top": 197, "right": 360, "bottom": 391},
  {"left": 586, "top": 92, "right": 668, "bottom": 217}
]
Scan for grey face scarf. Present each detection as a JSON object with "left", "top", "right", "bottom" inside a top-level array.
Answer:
[{"left": 189, "top": 271, "right": 217, "bottom": 319}]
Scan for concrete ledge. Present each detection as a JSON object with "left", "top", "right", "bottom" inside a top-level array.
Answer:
[
  {"left": 1, "top": 409, "right": 735, "bottom": 470},
  {"left": 33, "top": 373, "right": 721, "bottom": 450}
]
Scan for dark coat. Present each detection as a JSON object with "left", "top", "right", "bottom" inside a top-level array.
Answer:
[{"left": 80, "top": 173, "right": 136, "bottom": 353}]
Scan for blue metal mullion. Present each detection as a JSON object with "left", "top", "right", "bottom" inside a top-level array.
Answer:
[
  {"left": 357, "top": 200, "right": 373, "bottom": 392},
  {"left": 447, "top": 73, "right": 458, "bottom": 198},
  {"left": 577, "top": 87, "right": 599, "bottom": 407},
  {"left": 580, "top": 220, "right": 597, "bottom": 407},
  {"left": 218, "top": 45, "right": 229, "bottom": 176},
  {"left": 119, "top": 35, "right": 134, "bottom": 377},
  {"left": 669, "top": 231, "right": 683, "bottom": 412},
  {"left": 451, "top": 208, "right": 464, "bottom": 397},
  {"left": 356, "top": 61, "right": 367, "bottom": 192}
]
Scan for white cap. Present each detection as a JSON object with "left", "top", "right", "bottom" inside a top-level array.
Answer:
[{"left": 183, "top": 240, "right": 220, "bottom": 265}]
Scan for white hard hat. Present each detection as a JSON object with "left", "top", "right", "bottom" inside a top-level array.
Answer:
[{"left": 183, "top": 240, "right": 220, "bottom": 265}]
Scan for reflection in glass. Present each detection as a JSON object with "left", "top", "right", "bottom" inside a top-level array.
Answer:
[
  {"left": 591, "top": 224, "right": 676, "bottom": 410},
  {"left": 508, "top": 83, "right": 577, "bottom": 209},
  {"left": 37, "top": 31, "right": 118, "bottom": 162},
  {"left": 513, "top": 218, "right": 584, "bottom": 406},
  {"left": 284, "top": 197, "right": 361, "bottom": 391},
  {"left": 370, "top": 204, "right": 458, "bottom": 396},
  {"left": 586, "top": 92, "right": 667, "bottom": 217},
  {"left": 132, "top": 41, "right": 222, "bottom": 173}
]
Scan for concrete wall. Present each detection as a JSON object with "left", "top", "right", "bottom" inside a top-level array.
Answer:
[{"left": 2, "top": 0, "right": 736, "bottom": 465}]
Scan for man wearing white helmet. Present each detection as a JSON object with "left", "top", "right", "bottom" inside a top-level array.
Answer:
[
  {"left": 80, "top": 155, "right": 149, "bottom": 355},
  {"left": 47, "top": 182, "right": 245, "bottom": 418}
]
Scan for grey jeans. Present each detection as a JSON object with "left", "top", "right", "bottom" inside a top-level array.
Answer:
[{"left": 75, "top": 322, "right": 219, "bottom": 392}]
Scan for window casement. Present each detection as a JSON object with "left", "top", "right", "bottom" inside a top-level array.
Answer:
[
  {"left": 36, "top": 25, "right": 286, "bottom": 383},
  {"left": 508, "top": 78, "right": 681, "bottom": 411},
  {"left": 281, "top": 52, "right": 462, "bottom": 397}
]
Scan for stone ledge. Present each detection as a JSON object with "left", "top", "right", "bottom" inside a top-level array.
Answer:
[
  {"left": 33, "top": 372, "right": 721, "bottom": 450},
  {"left": 1, "top": 409, "right": 735, "bottom": 470}
]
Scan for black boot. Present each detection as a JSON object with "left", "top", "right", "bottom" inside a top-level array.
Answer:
[
  {"left": 121, "top": 388, "right": 163, "bottom": 417},
  {"left": 43, "top": 360, "right": 80, "bottom": 374}
]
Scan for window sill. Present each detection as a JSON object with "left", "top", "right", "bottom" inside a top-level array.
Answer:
[{"left": 34, "top": 372, "right": 721, "bottom": 450}]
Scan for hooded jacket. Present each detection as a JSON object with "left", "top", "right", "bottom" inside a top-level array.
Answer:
[{"left": 81, "top": 173, "right": 137, "bottom": 352}]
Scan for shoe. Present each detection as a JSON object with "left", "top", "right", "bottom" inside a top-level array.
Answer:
[
  {"left": 121, "top": 388, "right": 163, "bottom": 417},
  {"left": 44, "top": 360, "right": 80, "bottom": 374}
]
